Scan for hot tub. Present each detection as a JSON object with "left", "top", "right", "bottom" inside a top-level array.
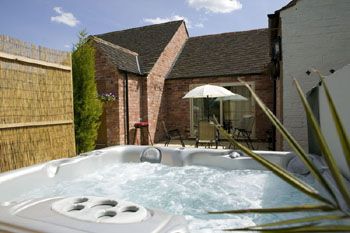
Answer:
[{"left": 0, "top": 146, "right": 305, "bottom": 232}]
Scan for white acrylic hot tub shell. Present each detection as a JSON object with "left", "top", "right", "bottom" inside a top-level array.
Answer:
[
  {"left": 0, "top": 146, "right": 294, "bottom": 201},
  {"left": 0, "top": 146, "right": 294, "bottom": 233}
]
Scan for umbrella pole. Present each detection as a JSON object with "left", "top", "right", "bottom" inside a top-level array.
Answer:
[{"left": 207, "top": 96, "right": 210, "bottom": 122}]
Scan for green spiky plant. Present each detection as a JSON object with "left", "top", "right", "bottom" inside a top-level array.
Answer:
[{"left": 210, "top": 72, "right": 350, "bottom": 232}]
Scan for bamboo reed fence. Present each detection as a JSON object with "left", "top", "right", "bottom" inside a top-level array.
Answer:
[{"left": 0, "top": 35, "right": 76, "bottom": 172}]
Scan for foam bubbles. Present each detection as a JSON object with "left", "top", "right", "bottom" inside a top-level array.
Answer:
[{"left": 13, "top": 163, "right": 318, "bottom": 232}]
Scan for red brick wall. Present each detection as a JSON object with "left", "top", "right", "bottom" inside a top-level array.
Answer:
[
  {"left": 116, "top": 71, "right": 125, "bottom": 144},
  {"left": 119, "top": 73, "right": 146, "bottom": 144},
  {"left": 144, "top": 22, "right": 189, "bottom": 142},
  {"left": 94, "top": 29, "right": 153, "bottom": 146},
  {"left": 165, "top": 75, "right": 274, "bottom": 141},
  {"left": 95, "top": 48, "right": 121, "bottom": 147}
]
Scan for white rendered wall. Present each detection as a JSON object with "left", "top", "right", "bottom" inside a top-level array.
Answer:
[
  {"left": 319, "top": 64, "right": 350, "bottom": 178},
  {"left": 280, "top": 0, "right": 350, "bottom": 150}
]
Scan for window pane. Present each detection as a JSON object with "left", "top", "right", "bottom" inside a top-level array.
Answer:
[
  {"left": 223, "top": 85, "right": 252, "bottom": 131},
  {"left": 192, "top": 98, "right": 220, "bottom": 136},
  {"left": 190, "top": 84, "right": 253, "bottom": 137}
]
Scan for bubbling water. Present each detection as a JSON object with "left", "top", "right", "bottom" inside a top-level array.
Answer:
[{"left": 13, "top": 162, "right": 318, "bottom": 232}]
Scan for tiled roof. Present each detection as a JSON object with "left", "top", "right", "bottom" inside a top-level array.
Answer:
[
  {"left": 91, "top": 36, "right": 140, "bottom": 74},
  {"left": 168, "top": 29, "right": 270, "bottom": 79},
  {"left": 277, "top": 0, "right": 299, "bottom": 12},
  {"left": 95, "top": 20, "right": 184, "bottom": 74}
]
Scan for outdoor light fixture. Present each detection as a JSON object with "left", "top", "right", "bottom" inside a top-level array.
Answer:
[{"left": 272, "top": 37, "right": 281, "bottom": 61}]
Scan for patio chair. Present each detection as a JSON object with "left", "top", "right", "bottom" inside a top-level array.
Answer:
[
  {"left": 195, "top": 121, "right": 218, "bottom": 149},
  {"left": 162, "top": 121, "right": 185, "bottom": 147},
  {"left": 229, "top": 115, "right": 255, "bottom": 149}
]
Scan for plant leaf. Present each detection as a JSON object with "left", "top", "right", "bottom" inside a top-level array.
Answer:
[
  {"left": 213, "top": 117, "right": 333, "bottom": 206},
  {"left": 314, "top": 70, "right": 350, "bottom": 176},
  {"left": 208, "top": 204, "right": 336, "bottom": 214},
  {"left": 224, "top": 224, "right": 350, "bottom": 232},
  {"left": 273, "top": 225, "right": 350, "bottom": 232},
  {"left": 240, "top": 81, "right": 338, "bottom": 206},
  {"left": 245, "top": 214, "right": 347, "bottom": 229},
  {"left": 294, "top": 78, "right": 350, "bottom": 207},
  {"left": 224, "top": 223, "right": 317, "bottom": 232}
]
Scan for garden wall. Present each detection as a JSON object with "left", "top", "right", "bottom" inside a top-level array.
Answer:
[
  {"left": 0, "top": 35, "right": 75, "bottom": 172},
  {"left": 278, "top": 0, "right": 350, "bottom": 150}
]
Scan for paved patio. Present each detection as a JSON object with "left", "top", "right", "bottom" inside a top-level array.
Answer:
[{"left": 154, "top": 139, "right": 271, "bottom": 150}]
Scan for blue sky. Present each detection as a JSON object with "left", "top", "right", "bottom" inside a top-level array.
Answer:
[{"left": 0, "top": 0, "right": 290, "bottom": 51}]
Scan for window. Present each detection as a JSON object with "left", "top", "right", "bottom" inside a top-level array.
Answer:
[{"left": 190, "top": 82, "right": 255, "bottom": 137}]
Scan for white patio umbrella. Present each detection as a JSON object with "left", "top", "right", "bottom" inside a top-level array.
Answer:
[
  {"left": 183, "top": 84, "right": 235, "bottom": 99},
  {"left": 183, "top": 84, "right": 246, "bottom": 121},
  {"left": 214, "top": 95, "right": 248, "bottom": 102}
]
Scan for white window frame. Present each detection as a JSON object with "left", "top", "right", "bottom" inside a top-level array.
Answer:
[{"left": 189, "top": 81, "right": 256, "bottom": 138}]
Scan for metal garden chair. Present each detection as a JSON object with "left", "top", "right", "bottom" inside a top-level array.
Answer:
[
  {"left": 229, "top": 115, "right": 255, "bottom": 149},
  {"left": 162, "top": 121, "right": 185, "bottom": 147},
  {"left": 195, "top": 121, "right": 218, "bottom": 149}
]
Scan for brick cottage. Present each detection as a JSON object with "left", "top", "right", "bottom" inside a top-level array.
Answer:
[{"left": 91, "top": 20, "right": 273, "bottom": 147}]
